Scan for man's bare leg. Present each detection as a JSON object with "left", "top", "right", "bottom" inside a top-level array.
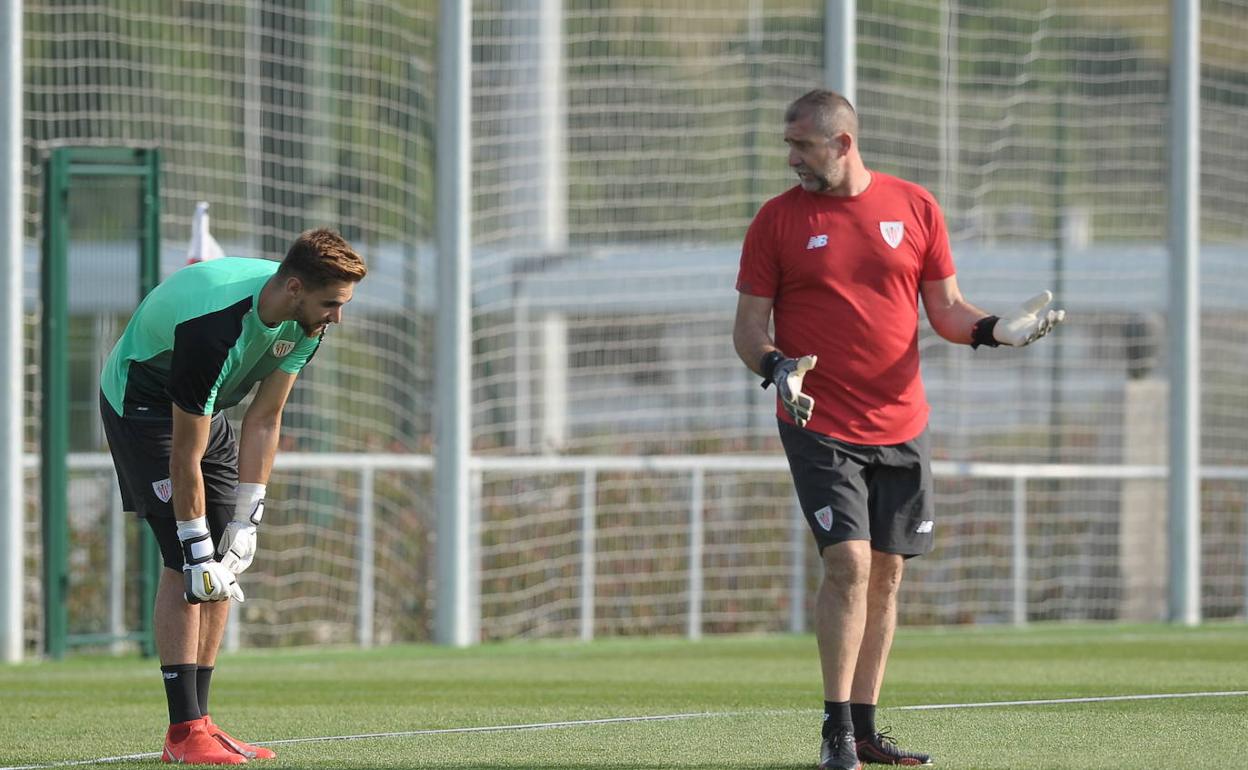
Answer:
[
  {"left": 155, "top": 567, "right": 198, "bottom": 665},
  {"left": 817, "top": 539, "right": 872, "bottom": 699},
  {"left": 850, "top": 550, "right": 904, "bottom": 705},
  {"left": 815, "top": 539, "right": 872, "bottom": 769},
  {"left": 813, "top": 541, "right": 873, "bottom": 698},
  {"left": 847, "top": 552, "right": 932, "bottom": 765},
  {"left": 196, "top": 598, "right": 230, "bottom": 666},
  {"left": 154, "top": 567, "right": 231, "bottom": 666}
]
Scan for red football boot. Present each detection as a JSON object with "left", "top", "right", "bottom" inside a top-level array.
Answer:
[
  {"left": 162, "top": 717, "right": 248, "bottom": 764},
  {"left": 204, "top": 715, "right": 277, "bottom": 760}
]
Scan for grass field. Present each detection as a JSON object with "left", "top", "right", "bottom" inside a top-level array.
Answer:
[{"left": 2, "top": 623, "right": 1246, "bottom": 769}]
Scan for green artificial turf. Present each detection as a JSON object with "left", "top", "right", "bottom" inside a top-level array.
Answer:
[{"left": 1, "top": 623, "right": 1245, "bottom": 769}]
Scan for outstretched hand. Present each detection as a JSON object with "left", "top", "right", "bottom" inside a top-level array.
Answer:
[{"left": 992, "top": 291, "right": 1066, "bottom": 347}]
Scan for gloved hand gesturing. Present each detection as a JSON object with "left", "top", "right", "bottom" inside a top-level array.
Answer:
[
  {"left": 973, "top": 291, "right": 1066, "bottom": 348},
  {"left": 761, "top": 352, "right": 818, "bottom": 428}
]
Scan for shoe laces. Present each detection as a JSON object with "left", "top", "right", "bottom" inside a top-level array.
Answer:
[
  {"left": 830, "top": 726, "right": 857, "bottom": 750},
  {"left": 868, "top": 727, "right": 926, "bottom": 759}
]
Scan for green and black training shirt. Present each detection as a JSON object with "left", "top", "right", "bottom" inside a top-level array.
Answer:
[{"left": 101, "top": 257, "right": 321, "bottom": 419}]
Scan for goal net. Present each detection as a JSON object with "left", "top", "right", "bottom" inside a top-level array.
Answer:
[{"left": 18, "top": 0, "right": 1248, "bottom": 653}]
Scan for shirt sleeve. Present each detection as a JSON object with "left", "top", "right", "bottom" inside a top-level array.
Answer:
[
  {"left": 279, "top": 331, "right": 323, "bottom": 374},
  {"left": 736, "top": 203, "right": 780, "bottom": 298},
  {"left": 920, "top": 196, "right": 956, "bottom": 282}
]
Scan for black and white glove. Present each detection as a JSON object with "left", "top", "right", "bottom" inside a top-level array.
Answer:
[
  {"left": 760, "top": 351, "right": 818, "bottom": 428},
  {"left": 217, "top": 483, "right": 264, "bottom": 575},
  {"left": 178, "top": 517, "right": 244, "bottom": 604},
  {"left": 972, "top": 290, "right": 1066, "bottom": 349}
]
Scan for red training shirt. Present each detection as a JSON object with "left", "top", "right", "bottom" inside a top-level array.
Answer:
[{"left": 736, "top": 171, "right": 955, "bottom": 444}]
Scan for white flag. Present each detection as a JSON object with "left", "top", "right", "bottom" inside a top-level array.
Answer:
[{"left": 186, "top": 201, "right": 225, "bottom": 264}]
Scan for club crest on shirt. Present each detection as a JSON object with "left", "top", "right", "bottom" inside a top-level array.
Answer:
[
  {"left": 152, "top": 478, "right": 173, "bottom": 503},
  {"left": 271, "top": 340, "right": 295, "bottom": 357},
  {"left": 814, "top": 506, "right": 834, "bottom": 531},
  {"left": 879, "top": 221, "right": 904, "bottom": 249}
]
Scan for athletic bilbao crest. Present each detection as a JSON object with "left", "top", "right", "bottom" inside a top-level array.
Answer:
[
  {"left": 814, "top": 506, "right": 834, "bottom": 532},
  {"left": 152, "top": 478, "right": 173, "bottom": 503},
  {"left": 272, "top": 340, "right": 295, "bottom": 357},
  {"left": 879, "top": 221, "right": 904, "bottom": 249}
]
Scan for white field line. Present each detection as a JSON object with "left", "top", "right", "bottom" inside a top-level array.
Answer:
[
  {"left": 261, "top": 710, "right": 736, "bottom": 746},
  {"left": 5, "top": 691, "right": 1248, "bottom": 770},
  {"left": 892, "top": 690, "right": 1248, "bottom": 711},
  {"left": 0, "top": 711, "right": 732, "bottom": 770}
]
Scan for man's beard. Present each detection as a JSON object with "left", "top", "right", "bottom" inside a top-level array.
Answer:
[
  {"left": 293, "top": 299, "right": 324, "bottom": 337},
  {"left": 798, "top": 168, "right": 832, "bottom": 192}
]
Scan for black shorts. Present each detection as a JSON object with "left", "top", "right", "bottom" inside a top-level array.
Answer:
[
  {"left": 99, "top": 391, "right": 238, "bottom": 569},
  {"left": 778, "top": 420, "right": 935, "bottom": 557}
]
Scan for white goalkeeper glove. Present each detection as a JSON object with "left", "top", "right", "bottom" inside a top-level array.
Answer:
[
  {"left": 217, "top": 483, "right": 264, "bottom": 575},
  {"left": 972, "top": 290, "right": 1066, "bottom": 349},
  {"left": 178, "top": 517, "right": 244, "bottom": 604},
  {"left": 761, "top": 351, "right": 818, "bottom": 428}
]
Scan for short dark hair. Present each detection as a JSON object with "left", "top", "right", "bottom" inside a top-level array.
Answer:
[
  {"left": 784, "top": 89, "right": 858, "bottom": 139},
  {"left": 277, "top": 228, "right": 367, "bottom": 288}
]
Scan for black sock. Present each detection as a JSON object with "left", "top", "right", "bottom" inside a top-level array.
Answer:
[
  {"left": 161, "top": 664, "right": 201, "bottom": 724},
  {"left": 822, "top": 700, "right": 853, "bottom": 739},
  {"left": 196, "top": 666, "right": 214, "bottom": 717},
  {"left": 851, "top": 702, "right": 877, "bottom": 740}
]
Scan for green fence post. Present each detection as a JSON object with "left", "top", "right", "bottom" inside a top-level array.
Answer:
[
  {"left": 41, "top": 146, "right": 162, "bottom": 658},
  {"left": 40, "top": 149, "right": 71, "bottom": 660}
]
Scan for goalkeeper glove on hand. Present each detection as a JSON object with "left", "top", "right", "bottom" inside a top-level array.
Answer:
[
  {"left": 217, "top": 483, "right": 264, "bottom": 575},
  {"left": 760, "top": 351, "right": 818, "bottom": 428},
  {"left": 178, "top": 517, "right": 245, "bottom": 604},
  {"left": 972, "top": 290, "right": 1067, "bottom": 348}
]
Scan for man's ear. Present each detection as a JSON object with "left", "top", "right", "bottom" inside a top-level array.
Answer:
[
  {"left": 284, "top": 275, "right": 304, "bottom": 297},
  {"left": 835, "top": 131, "right": 853, "bottom": 157}
]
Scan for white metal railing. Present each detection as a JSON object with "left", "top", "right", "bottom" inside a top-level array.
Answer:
[{"left": 31, "top": 453, "right": 1248, "bottom": 648}]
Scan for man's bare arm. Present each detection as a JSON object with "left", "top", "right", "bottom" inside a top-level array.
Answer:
[
  {"left": 919, "top": 275, "right": 989, "bottom": 345},
  {"left": 171, "top": 406, "right": 213, "bottom": 522},
  {"left": 733, "top": 292, "right": 780, "bottom": 374},
  {"left": 237, "top": 369, "right": 297, "bottom": 485},
  {"left": 922, "top": 276, "right": 1066, "bottom": 348}
]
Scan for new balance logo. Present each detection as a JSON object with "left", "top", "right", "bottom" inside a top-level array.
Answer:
[
  {"left": 806, "top": 234, "right": 828, "bottom": 249},
  {"left": 916, "top": 520, "right": 934, "bottom": 534}
]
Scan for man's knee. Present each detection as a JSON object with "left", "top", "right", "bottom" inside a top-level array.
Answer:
[
  {"left": 820, "top": 540, "right": 872, "bottom": 587},
  {"left": 868, "top": 552, "right": 905, "bottom": 597}
]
